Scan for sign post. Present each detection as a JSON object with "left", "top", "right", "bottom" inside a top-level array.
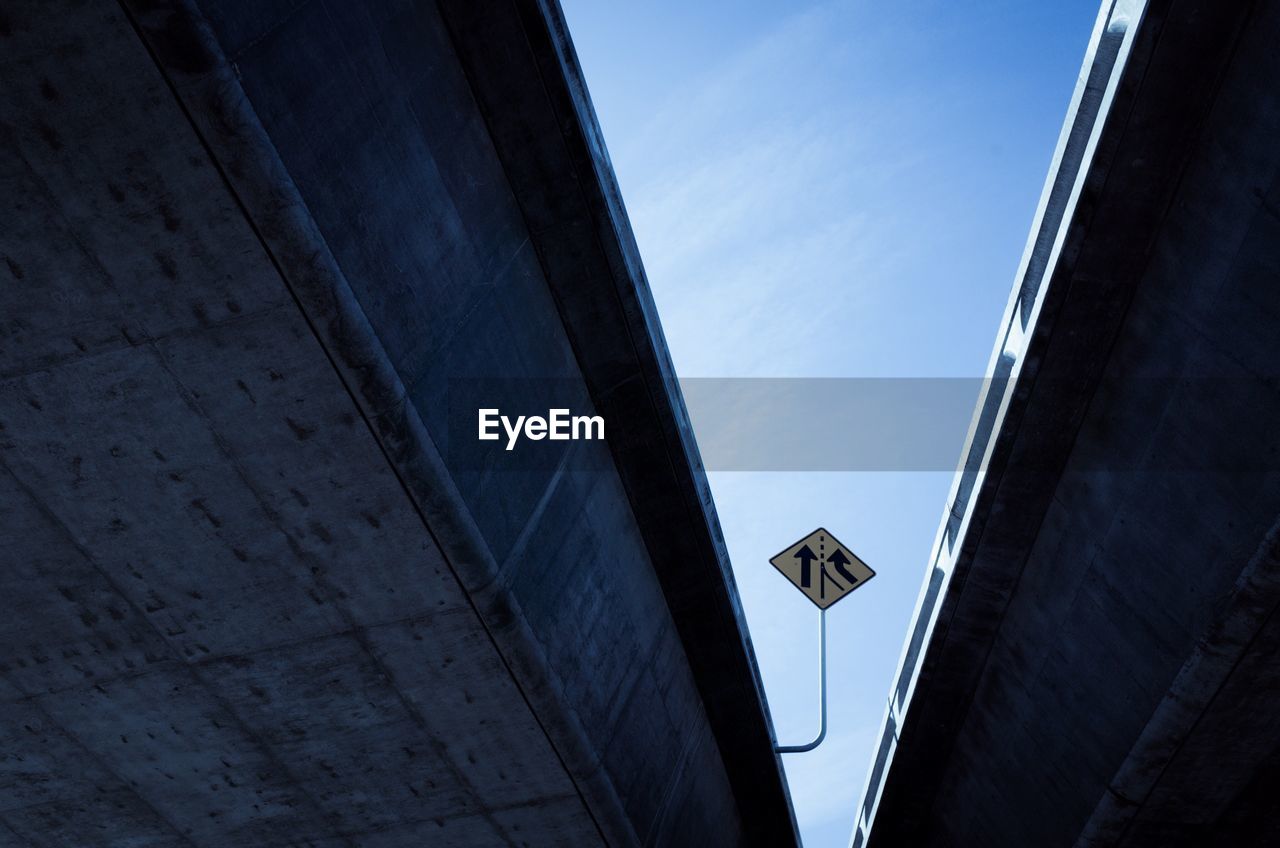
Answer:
[
  {"left": 770, "top": 527, "right": 875, "bottom": 754},
  {"left": 775, "top": 608, "right": 828, "bottom": 754}
]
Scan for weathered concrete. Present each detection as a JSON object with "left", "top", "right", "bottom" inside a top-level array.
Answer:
[
  {"left": 0, "top": 1, "right": 795, "bottom": 846},
  {"left": 856, "top": 1, "right": 1280, "bottom": 846}
]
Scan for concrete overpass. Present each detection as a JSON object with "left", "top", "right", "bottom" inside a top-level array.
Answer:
[
  {"left": 855, "top": 0, "right": 1280, "bottom": 845},
  {"left": 0, "top": 1, "right": 797, "bottom": 845}
]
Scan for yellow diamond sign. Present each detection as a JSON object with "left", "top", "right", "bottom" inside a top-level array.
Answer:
[{"left": 770, "top": 527, "right": 875, "bottom": 610}]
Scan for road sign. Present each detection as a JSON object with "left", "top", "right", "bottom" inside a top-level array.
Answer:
[{"left": 770, "top": 527, "right": 875, "bottom": 610}]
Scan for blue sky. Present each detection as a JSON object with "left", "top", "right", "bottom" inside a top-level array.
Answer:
[{"left": 558, "top": 1, "right": 1101, "bottom": 844}]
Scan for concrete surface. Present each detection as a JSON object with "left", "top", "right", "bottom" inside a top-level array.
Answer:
[
  {"left": 857, "top": 1, "right": 1280, "bottom": 845},
  {"left": 0, "top": 1, "right": 796, "bottom": 845}
]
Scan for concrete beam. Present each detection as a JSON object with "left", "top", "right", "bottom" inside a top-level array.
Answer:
[
  {"left": 858, "top": 0, "right": 1280, "bottom": 844},
  {"left": 0, "top": 0, "right": 797, "bottom": 844}
]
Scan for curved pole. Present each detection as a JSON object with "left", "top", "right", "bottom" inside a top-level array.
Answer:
[{"left": 776, "top": 608, "right": 827, "bottom": 753}]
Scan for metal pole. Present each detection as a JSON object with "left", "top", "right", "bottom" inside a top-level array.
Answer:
[{"left": 775, "top": 607, "right": 827, "bottom": 753}]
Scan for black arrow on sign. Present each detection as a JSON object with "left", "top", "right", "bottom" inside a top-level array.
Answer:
[
  {"left": 819, "top": 555, "right": 845, "bottom": 600},
  {"left": 793, "top": 545, "right": 817, "bottom": 588},
  {"left": 827, "top": 548, "right": 859, "bottom": 587}
]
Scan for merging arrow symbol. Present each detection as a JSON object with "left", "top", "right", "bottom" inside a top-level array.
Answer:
[
  {"left": 793, "top": 545, "right": 817, "bottom": 588},
  {"left": 826, "top": 548, "right": 859, "bottom": 587},
  {"left": 819, "top": 554, "right": 845, "bottom": 599},
  {"left": 771, "top": 530, "right": 875, "bottom": 610}
]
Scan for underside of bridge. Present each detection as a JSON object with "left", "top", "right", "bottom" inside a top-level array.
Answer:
[
  {"left": 857, "top": 1, "right": 1280, "bottom": 846},
  {"left": 0, "top": 2, "right": 797, "bottom": 846}
]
